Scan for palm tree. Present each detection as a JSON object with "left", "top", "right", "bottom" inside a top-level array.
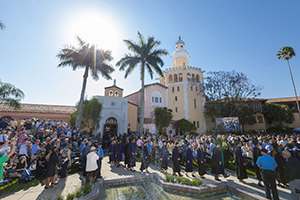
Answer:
[
  {"left": 116, "top": 31, "right": 168, "bottom": 134},
  {"left": 277, "top": 46, "right": 300, "bottom": 120},
  {"left": 57, "top": 36, "right": 114, "bottom": 129},
  {"left": 0, "top": 21, "right": 5, "bottom": 30},
  {"left": 0, "top": 80, "right": 24, "bottom": 109}
]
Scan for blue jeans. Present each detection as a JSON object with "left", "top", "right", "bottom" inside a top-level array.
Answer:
[
  {"left": 97, "top": 159, "right": 102, "bottom": 178},
  {"left": 60, "top": 160, "right": 69, "bottom": 178}
]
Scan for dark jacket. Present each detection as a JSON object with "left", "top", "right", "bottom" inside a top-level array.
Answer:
[{"left": 285, "top": 157, "right": 300, "bottom": 181}]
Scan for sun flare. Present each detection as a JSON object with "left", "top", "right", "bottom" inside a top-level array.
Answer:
[{"left": 67, "top": 12, "right": 121, "bottom": 52}]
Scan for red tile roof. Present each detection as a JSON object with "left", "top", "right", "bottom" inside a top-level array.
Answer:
[
  {"left": 0, "top": 103, "right": 76, "bottom": 114},
  {"left": 267, "top": 97, "right": 300, "bottom": 103}
]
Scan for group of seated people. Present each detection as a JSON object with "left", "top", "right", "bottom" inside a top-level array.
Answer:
[{"left": 0, "top": 117, "right": 95, "bottom": 186}]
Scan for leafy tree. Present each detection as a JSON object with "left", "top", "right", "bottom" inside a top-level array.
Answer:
[
  {"left": 152, "top": 107, "right": 173, "bottom": 133},
  {"left": 203, "top": 70, "right": 262, "bottom": 117},
  {"left": 236, "top": 105, "right": 256, "bottom": 132},
  {"left": 0, "top": 21, "right": 5, "bottom": 30},
  {"left": 172, "top": 118, "right": 197, "bottom": 135},
  {"left": 70, "top": 97, "right": 102, "bottom": 133},
  {"left": 116, "top": 31, "right": 168, "bottom": 135},
  {"left": 277, "top": 46, "right": 300, "bottom": 119},
  {"left": 264, "top": 102, "right": 294, "bottom": 127},
  {"left": 0, "top": 80, "right": 24, "bottom": 109},
  {"left": 57, "top": 36, "right": 113, "bottom": 129}
]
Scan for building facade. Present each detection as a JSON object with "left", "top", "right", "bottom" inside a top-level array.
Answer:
[
  {"left": 159, "top": 37, "right": 206, "bottom": 134},
  {"left": 94, "top": 82, "right": 139, "bottom": 139},
  {"left": 125, "top": 83, "right": 174, "bottom": 134}
]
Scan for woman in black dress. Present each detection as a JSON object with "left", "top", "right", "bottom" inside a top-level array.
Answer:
[{"left": 45, "top": 146, "right": 58, "bottom": 189}]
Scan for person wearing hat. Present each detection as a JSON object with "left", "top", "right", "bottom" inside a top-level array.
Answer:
[
  {"left": 85, "top": 146, "right": 99, "bottom": 184},
  {"left": 256, "top": 148, "right": 279, "bottom": 200}
]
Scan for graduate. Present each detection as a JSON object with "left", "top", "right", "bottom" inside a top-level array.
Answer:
[
  {"left": 140, "top": 140, "right": 150, "bottom": 173},
  {"left": 128, "top": 138, "right": 136, "bottom": 171},
  {"left": 124, "top": 139, "right": 130, "bottom": 169},
  {"left": 253, "top": 140, "right": 263, "bottom": 187},
  {"left": 197, "top": 143, "right": 206, "bottom": 179},
  {"left": 235, "top": 142, "right": 248, "bottom": 182},
  {"left": 211, "top": 144, "right": 230, "bottom": 181},
  {"left": 273, "top": 146, "right": 286, "bottom": 187},
  {"left": 117, "top": 140, "right": 123, "bottom": 167},
  {"left": 160, "top": 141, "right": 169, "bottom": 172},
  {"left": 172, "top": 142, "right": 182, "bottom": 176},
  {"left": 185, "top": 143, "right": 194, "bottom": 177},
  {"left": 109, "top": 140, "right": 117, "bottom": 166}
]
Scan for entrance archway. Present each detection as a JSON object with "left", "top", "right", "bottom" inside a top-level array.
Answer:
[{"left": 102, "top": 117, "right": 118, "bottom": 148}]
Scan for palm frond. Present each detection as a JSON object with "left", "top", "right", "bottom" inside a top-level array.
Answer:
[
  {"left": 145, "top": 63, "right": 154, "bottom": 79},
  {"left": 0, "top": 21, "right": 6, "bottom": 30}
]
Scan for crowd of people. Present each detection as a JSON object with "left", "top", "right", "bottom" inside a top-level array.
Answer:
[
  {"left": 0, "top": 117, "right": 101, "bottom": 188},
  {"left": 107, "top": 132, "right": 300, "bottom": 200},
  {"left": 1, "top": 116, "right": 300, "bottom": 199}
]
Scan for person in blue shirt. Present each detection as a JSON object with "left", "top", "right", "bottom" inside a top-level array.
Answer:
[
  {"left": 96, "top": 143, "right": 104, "bottom": 178},
  {"left": 256, "top": 148, "right": 279, "bottom": 200},
  {"left": 31, "top": 140, "right": 41, "bottom": 161}
]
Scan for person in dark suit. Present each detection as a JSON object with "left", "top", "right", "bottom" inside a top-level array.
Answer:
[{"left": 282, "top": 150, "right": 300, "bottom": 200}]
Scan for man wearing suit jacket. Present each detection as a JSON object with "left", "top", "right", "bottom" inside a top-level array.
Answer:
[{"left": 282, "top": 150, "right": 300, "bottom": 200}]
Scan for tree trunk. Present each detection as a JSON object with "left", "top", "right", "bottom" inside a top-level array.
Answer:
[
  {"left": 75, "top": 67, "right": 89, "bottom": 129},
  {"left": 287, "top": 60, "right": 300, "bottom": 123},
  {"left": 139, "top": 63, "right": 145, "bottom": 135}
]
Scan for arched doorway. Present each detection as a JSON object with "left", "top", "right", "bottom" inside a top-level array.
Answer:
[{"left": 102, "top": 117, "right": 118, "bottom": 148}]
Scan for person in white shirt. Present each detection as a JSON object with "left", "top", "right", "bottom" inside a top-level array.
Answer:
[{"left": 85, "top": 146, "right": 98, "bottom": 183}]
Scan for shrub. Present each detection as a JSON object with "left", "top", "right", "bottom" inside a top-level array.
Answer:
[
  {"left": 75, "top": 188, "right": 83, "bottom": 198},
  {"left": 169, "top": 175, "right": 175, "bottom": 183},
  {"left": 83, "top": 183, "right": 92, "bottom": 195},
  {"left": 165, "top": 174, "right": 171, "bottom": 182},
  {"left": 183, "top": 178, "right": 190, "bottom": 185},
  {"left": 191, "top": 179, "right": 197, "bottom": 186},
  {"left": 66, "top": 193, "right": 75, "bottom": 200},
  {"left": 177, "top": 176, "right": 183, "bottom": 183},
  {"left": 191, "top": 178, "right": 203, "bottom": 186}
]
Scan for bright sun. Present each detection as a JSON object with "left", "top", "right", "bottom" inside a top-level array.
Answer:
[{"left": 67, "top": 12, "right": 121, "bottom": 53}]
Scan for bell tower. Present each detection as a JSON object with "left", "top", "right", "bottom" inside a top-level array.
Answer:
[
  {"left": 104, "top": 79, "right": 123, "bottom": 97},
  {"left": 171, "top": 36, "right": 190, "bottom": 68}
]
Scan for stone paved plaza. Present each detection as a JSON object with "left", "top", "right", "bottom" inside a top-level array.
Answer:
[{"left": 1, "top": 156, "right": 291, "bottom": 200}]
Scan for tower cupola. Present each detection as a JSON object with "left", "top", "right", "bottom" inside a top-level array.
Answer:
[{"left": 172, "top": 36, "right": 189, "bottom": 67}]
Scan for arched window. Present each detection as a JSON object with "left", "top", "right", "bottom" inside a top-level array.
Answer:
[
  {"left": 191, "top": 74, "right": 195, "bottom": 82},
  {"left": 179, "top": 73, "right": 183, "bottom": 82},
  {"left": 174, "top": 74, "right": 178, "bottom": 83},
  {"left": 187, "top": 73, "right": 190, "bottom": 82},
  {"left": 196, "top": 75, "right": 200, "bottom": 83},
  {"left": 169, "top": 75, "right": 173, "bottom": 83},
  {"left": 151, "top": 90, "right": 163, "bottom": 106},
  {"left": 106, "top": 117, "right": 117, "bottom": 124}
]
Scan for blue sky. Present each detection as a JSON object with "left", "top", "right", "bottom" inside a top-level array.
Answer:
[{"left": 1, "top": 0, "right": 300, "bottom": 105}]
